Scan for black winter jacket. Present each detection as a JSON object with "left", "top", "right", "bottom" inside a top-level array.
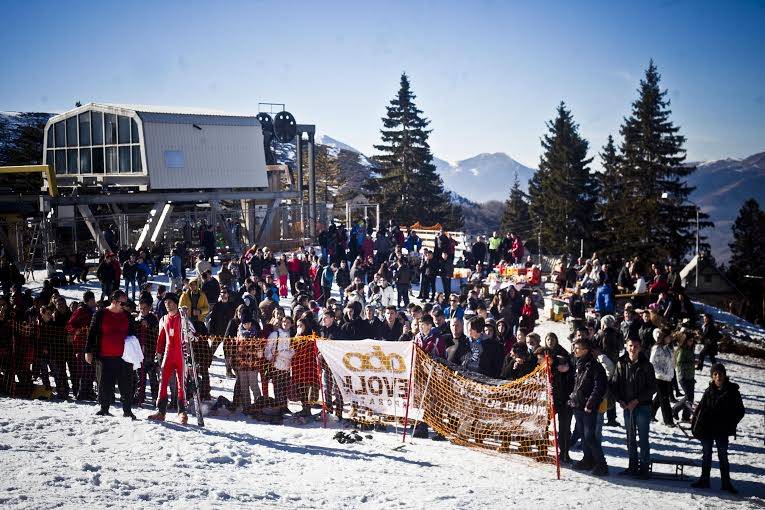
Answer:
[
  {"left": 691, "top": 380, "right": 745, "bottom": 439},
  {"left": 611, "top": 352, "right": 657, "bottom": 406},
  {"left": 568, "top": 352, "right": 607, "bottom": 411}
]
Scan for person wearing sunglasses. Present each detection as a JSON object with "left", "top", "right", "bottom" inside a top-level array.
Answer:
[{"left": 84, "top": 290, "right": 138, "bottom": 420}]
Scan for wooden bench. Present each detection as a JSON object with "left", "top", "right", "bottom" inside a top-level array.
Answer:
[{"left": 649, "top": 455, "right": 697, "bottom": 480}]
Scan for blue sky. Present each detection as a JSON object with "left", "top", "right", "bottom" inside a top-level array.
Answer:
[{"left": 1, "top": 0, "right": 763, "bottom": 168}]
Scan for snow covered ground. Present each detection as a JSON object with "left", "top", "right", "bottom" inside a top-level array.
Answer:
[{"left": 2, "top": 271, "right": 764, "bottom": 509}]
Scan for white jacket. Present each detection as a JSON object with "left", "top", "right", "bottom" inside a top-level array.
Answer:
[
  {"left": 266, "top": 328, "right": 294, "bottom": 372},
  {"left": 650, "top": 344, "right": 674, "bottom": 382}
]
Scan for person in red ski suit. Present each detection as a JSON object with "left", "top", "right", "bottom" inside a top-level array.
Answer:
[{"left": 148, "top": 292, "right": 189, "bottom": 423}]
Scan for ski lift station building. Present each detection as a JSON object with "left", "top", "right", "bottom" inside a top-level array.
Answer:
[{"left": 42, "top": 103, "right": 270, "bottom": 192}]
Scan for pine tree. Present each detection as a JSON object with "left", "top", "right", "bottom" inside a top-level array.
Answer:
[
  {"left": 617, "top": 60, "right": 712, "bottom": 263},
  {"left": 528, "top": 102, "right": 597, "bottom": 255},
  {"left": 372, "top": 73, "right": 460, "bottom": 228},
  {"left": 500, "top": 171, "right": 531, "bottom": 234},
  {"left": 594, "top": 135, "right": 623, "bottom": 255},
  {"left": 729, "top": 199, "right": 765, "bottom": 278}
]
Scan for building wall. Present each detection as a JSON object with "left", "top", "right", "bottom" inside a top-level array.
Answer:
[{"left": 143, "top": 121, "right": 268, "bottom": 190}]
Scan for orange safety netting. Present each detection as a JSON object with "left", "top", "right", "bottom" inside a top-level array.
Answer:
[{"left": 411, "top": 347, "right": 558, "bottom": 465}]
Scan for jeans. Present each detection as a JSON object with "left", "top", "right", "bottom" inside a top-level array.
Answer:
[
  {"left": 49, "top": 359, "right": 70, "bottom": 398},
  {"left": 701, "top": 435, "right": 730, "bottom": 485},
  {"left": 397, "top": 284, "right": 410, "bottom": 307},
  {"left": 441, "top": 276, "right": 452, "bottom": 299},
  {"left": 624, "top": 404, "right": 651, "bottom": 473},
  {"left": 573, "top": 408, "right": 606, "bottom": 467},
  {"left": 652, "top": 380, "right": 674, "bottom": 424},
  {"left": 673, "top": 378, "right": 695, "bottom": 420},
  {"left": 697, "top": 346, "right": 716, "bottom": 369},
  {"left": 237, "top": 370, "right": 261, "bottom": 407},
  {"left": 557, "top": 406, "right": 573, "bottom": 458},
  {"left": 125, "top": 278, "right": 138, "bottom": 300}
]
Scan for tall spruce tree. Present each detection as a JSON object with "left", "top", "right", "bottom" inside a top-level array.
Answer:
[
  {"left": 616, "top": 60, "right": 712, "bottom": 263},
  {"left": 729, "top": 199, "right": 765, "bottom": 278},
  {"left": 594, "top": 135, "right": 623, "bottom": 255},
  {"left": 372, "top": 73, "right": 460, "bottom": 228},
  {"left": 528, "top": 102, "right": 597, "bottom": 255},
  {"left": 501, "top": 171, "right": 531, "bottom": 234}
]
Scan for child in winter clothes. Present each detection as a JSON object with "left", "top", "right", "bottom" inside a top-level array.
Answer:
[
  {"left": 266, "top": 316, "right": 295, "bottom": 410},
  {"left": 236, "top": 318, "right": 262, "bottom": 408}
]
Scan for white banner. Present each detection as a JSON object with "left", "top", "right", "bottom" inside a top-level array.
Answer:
[{"left": 317, "top": 339, "right": 421, "bottom": 420}]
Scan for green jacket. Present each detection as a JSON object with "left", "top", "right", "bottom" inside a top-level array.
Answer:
[{"left": 674, "top": 346, "right": 695, "bottom": 381}]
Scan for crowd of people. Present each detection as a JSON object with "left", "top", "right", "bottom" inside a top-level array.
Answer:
[{"left": 0, "top": 218, "right": 749, "bottom": 493}]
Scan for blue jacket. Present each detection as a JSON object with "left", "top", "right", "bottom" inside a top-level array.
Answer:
[
  {"left": 595, "top": 284, "right": 615, "bottom": 314},
  {"left": 442, "top": 304, "right": 465, "bottom": 320}
]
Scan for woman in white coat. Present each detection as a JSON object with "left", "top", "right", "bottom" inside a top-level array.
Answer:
[{"left": 650, "top": 328, "right": 676, "bottom": 427}]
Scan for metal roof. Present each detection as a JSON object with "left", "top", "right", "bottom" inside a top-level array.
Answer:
[
  {"left": 95, "top": 103, "right": 259, "bottom": 126},
  {"left": 93, "top": 103, "right": 255, "bottom": 117}
]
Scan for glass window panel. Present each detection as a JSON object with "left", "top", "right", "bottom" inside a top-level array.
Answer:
[
  {"left": 47, "top": 150, "right": 57, "bottom": 172},
  {"left": 55, "top": 150, "right": 66, "bottom": 174},
  {"left": 131, "top": 118, "right": 139, "bottom": 143},
  {"left": 131, "top": 145, "right": 142, "bottom": 172},
  {"left": 79, "top": 148, "right": 92, "bottom": 173},
  {"left": 67, "top": 149, "right": 79, "bottom": 174},
  {"left": 104, "top": 114, "right": 117, "bottom": 144},
  {"left": 164, "top": 150, "right": 185, "bottom": 168},
  {"left": 66, "top": 116, "right": 78, "bottom": 147},
  {"left": 78, "top": 112, "right": 91, "bottom": 146},
  {"left": 118, "top": 116, "right": 130, "bottom": 144},
  {"left": 92, "top": 147, "right": 104, "bottom": 174},
  {"left": 105, "top": 147, "right": 118, "bottom": 173},
  {"left": 47, "top": 126, "right": 54, "bottom": 148},
  {"left": 119, "top": 146, "right": 131, "bottom": 172},
  {"left": 54, "top": 121, "right": 65, "bottom": 147},
  {"left": 91, "top": 111, "right": 103, "bottom": 145}
]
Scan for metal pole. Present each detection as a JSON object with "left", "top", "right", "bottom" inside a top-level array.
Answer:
[
  {"left": 376, "top": 204, "right": 380, "bottom": 231},
  {"left": 538, "top": 220, "right": 542, "bottom": 266},
  {"left": 695, "top": 205, "right": 699, "bottom": 288},
  {"left": 308, "top": 132, "right": 316, "bottom": 238}
]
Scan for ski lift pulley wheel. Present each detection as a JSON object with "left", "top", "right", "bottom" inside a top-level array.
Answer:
[
  {"left": 273, "top": 111, "right": 297, "bottom": 143},
  {"left": 256, "top": 113, "right": 274, "bottom": 133}
]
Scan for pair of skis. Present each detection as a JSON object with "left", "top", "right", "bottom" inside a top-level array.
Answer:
[{"left": 179, "top": 307, "right": 205, "bottom": 427}]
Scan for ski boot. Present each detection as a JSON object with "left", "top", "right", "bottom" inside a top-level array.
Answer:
[
  {"left": 177, "top": 402, "right": 188, "bottom": 425},
  {"left": 148, "top": 400, "right": 167, "bottom": 421}
]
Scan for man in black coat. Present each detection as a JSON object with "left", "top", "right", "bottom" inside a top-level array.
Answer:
[
  {"left": 696, "top": 313, "right": 720, "bottom": 371},
  {"left": 459, "top": 317, "right": 504, "bottom": 378},
  {"left": 611, "top": 337, "right": 657, "bottom": 478},
  {"left": 471, "top": 236, "right": 487, "bottom": 266},
  {"left": 377, "top": 306, "right": 403, "bottom": 341},
  {"left": 446, "top": 318, "right": 470, "bottom": 363},
  {"left": 690, "top": 363, "right": 745, "bottom": 493},
  {"left": 568, "top": 338, "right": 609, "bottom": 475}
]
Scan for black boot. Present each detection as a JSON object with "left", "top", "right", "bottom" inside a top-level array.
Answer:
[
  {"left": 95, "top": 405, "right": 112, "bottom": 417},
  {"left": 691, "top": 477, "right": 710, "bottom": 489}
]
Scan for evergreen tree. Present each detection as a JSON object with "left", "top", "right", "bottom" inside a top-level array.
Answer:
[
  {"left": 500, "top": 171, "right": 530, "bottom": 234},
  {"left": 729, "top": 199, "right": 765, "bottom": 278},
  {"left": 616, "top": 60, "right": 712, "bottom": 263},
  {"left": 528, "top": 102, "right": 597, "bottom": 255},
  {"left": 594, "top": 135, "right": 623, "bottom": 255},
  {"left": 372, "top": 73, "right": 460, "bottom": 228},
  {"left": 0, "top": 115, "right": 47, "bottom": 193}
]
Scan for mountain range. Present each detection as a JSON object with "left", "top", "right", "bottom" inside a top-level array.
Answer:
[{"left": 312, "top": 135, "right": 765, "bottom": 263}]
